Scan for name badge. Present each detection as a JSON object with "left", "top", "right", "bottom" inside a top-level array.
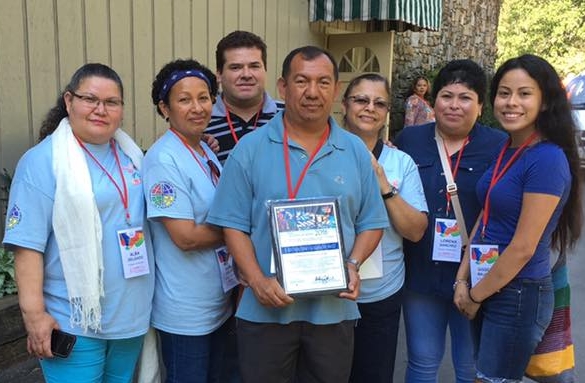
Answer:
[
  {"left": 469, "top": 243, "right": 499, "bottom": 287},
  {"left": 432, "top": 218, "right": 462, "bottom": 262},
  {"left": 117, "top": 227, "right": 150, "bottom": 279},
  {"left": 215, "top": 246, "right": 240, "bottom": 293}
]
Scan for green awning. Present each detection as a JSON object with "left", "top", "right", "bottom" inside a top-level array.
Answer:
[{"left": 310, "top": 0, "right": 442, "bottom": 31}]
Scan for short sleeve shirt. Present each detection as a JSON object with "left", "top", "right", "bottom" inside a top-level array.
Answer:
[{"left": 207, "top": 113, "right": 389, "bottom": 324}]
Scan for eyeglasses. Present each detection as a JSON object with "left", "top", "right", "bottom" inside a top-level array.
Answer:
[
  {"left": 71, "top": 92, "right": 124, "bottom": 111},
  {"left": 346, "top": 95, "right": 390, "bottom": 111}
]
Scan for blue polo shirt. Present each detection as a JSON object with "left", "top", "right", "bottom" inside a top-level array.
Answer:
[
  {"left": 395, "top": 122, "right": 507, "bottom": 299},
  {"left": 207, "top": 112, "right": 389, "bottom": 324}
]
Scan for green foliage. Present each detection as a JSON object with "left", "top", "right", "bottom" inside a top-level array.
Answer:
[
  {"left": 498, "top": 0, "right": 585, "bottom": 77},
  {"left": 0, "top": 247, "right": 17, "bottom": 297}
]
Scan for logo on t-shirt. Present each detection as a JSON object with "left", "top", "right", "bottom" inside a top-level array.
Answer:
[
  {"left": 6, "top": 205, "right": 21, "bottom": 230},
  {"left": 150, "top": 182, "right": 176, "bottom": 208}
]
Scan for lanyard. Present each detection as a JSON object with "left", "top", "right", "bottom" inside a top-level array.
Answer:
[
  {"left": 443, "top": 136, "right": 469, "bottom": 214},
  {"left": 170, "top": 129, "right": 220, "bottom": 186},
  {"left": 481, "top": 131, "right": 539, "bottom": 238},
  {"left": 283, "top": 122, "right": 330, "bottom": 199},
  {"left": 76, "top": 137, "right": 131, "bottom": 225},
  {"left": 225, "top": 102, "right": 263, "bottom": 144}
]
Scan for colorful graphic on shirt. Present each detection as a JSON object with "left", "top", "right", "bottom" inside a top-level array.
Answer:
[
  {"left": 435, "top": 221, "right": 460, "bottom": 237},
  {"left": 6, "top": 205, "right": 21, "bottom": 230},
  {"left": 150, "top": 182, "right": 176, "bottom": 208},
  {"left": 123, "top": 163, "right": 142, "bottom": 186},
  {"left": 119, "top": 230, "right": 145, "bottom": 250},
  {"left": 471, "top": 247, "right": 499, "bottom": 265}
]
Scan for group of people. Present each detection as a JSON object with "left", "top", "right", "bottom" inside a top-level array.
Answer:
[{"left": 3, "top": 28, "right": 582, "bottom": 383}]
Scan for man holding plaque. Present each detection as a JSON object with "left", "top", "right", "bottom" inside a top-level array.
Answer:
[{"left": 207, "top": 46, "right": 388, "bottom": 383}]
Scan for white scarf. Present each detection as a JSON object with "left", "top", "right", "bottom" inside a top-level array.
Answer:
[{"left": 51, "top": 117, "right": 143, "bottom": 332}]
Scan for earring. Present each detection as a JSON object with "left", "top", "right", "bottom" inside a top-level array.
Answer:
[{"left": 165, "top": 117, "right": 169, "bottom": 122}]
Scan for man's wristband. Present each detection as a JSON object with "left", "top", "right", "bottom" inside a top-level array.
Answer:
[
  {"left": 468, "top": 289, "right": 482, "bottom": 304},
  {"left": 452, "top": 279, "right": 469, "bottom": 291}
]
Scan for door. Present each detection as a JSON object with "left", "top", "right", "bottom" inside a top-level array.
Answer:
[{"left": 328, "top": 32, "right": 394, "bottom": 139}]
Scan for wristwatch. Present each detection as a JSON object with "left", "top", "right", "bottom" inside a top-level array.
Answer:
[
  {"left": 347, "top": 258, "right": 361, "bottom": 271},
  {"left": 382, "top": 185, "right": 399, "bottom": 200}
]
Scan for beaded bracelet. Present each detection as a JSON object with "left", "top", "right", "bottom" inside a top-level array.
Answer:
[{"left": 452, "top": 279, "right": 469, "bottom": 291}]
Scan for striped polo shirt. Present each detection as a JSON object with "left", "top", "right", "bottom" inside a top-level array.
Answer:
[{"left": 206, "top": 92, "right": 285, "bottom": 163}]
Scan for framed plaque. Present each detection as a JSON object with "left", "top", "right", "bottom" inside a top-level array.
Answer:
[{"left": 268, "top": 197, "right": 349, "bottom": 297}]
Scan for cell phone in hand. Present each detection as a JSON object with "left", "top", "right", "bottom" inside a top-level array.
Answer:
[{"left": 50, "top": 329, "right": 76, "bottom": 358}]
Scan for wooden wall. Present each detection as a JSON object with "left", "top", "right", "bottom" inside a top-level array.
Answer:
[{"left": 0, "top": 0, "right": 323, "bottom": 172}]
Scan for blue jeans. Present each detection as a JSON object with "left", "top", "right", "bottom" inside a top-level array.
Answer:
[
  {"left": 351, "top": 288, "right": 403, "bottom": 383},
  {"left": 40, "top": 335, "right": 144, "bottom": 383},
  {"left": 159, "top": 320, "right": 228, "bottom": 383},
  {"left": 403, "top": 289, "right": 475, "bottom": 383},
  {"left": 474, "top": 276, "right": 554, "bottom": 381}
]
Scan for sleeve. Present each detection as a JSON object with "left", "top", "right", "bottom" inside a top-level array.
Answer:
[
  {"left": 396, "top": 153, "right": 429, "bottom": 213},
  {"left": 354, "top": 145, "right": 390, "bottom": 233},
  {"left": 3, "top": 157, "right": 54, "bottom": 253},
  {"left": 206, "top": 152, "right": 254, "bottom": 233},
  {"left": 523, "top": 145, "right": 570, "bottom": 197},
  {"left": 143, "top": 151, "right": 195, "bottom": 221}
]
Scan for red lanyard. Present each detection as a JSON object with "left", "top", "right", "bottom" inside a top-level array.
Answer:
[
  {"left": 225, "top": 104, "right": 262, "bottom": 144},
  {"left": 283, "top": 122, "right": 330, "bottom": 199},
  {"left": 170, "top": 129, "right": 220, "bottom": 186},
  {"left": 481, "top": 131, "right": 540, "bottom": 238},
  {"left": 76, "top": 137, "right": 131, "bottom": 225},
  {"left": 444, "top": 136, "right": 469, "bottom": 213}
]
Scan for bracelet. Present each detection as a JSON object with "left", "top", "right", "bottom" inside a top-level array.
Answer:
[
  {"left": 468, "top": 289, "right": 482, "bottom": 304},
  {"left": 452, "top": 279, "right": 469, "bottom": 291}
]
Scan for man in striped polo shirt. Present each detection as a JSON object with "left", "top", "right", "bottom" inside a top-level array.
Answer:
[{"left": 207, "top": 30, "right": 284, "bottom": 163}]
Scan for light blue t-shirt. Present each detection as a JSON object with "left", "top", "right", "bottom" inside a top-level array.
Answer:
[
  {"left": 3, "top": 136, "right": 154, "bottom": 339},
  {"left": 143, "top": 130, "right": 231, "bottom": 335},
  {"left": 207, "top": 112, "right": 389, "bottom": 325},
  {"left": 358, "top": 145, "right": 428, "bottom": 303}
]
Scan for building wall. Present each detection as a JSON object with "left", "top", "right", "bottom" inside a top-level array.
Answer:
[
  {"left": 391, "top": 0, "right": 502, "bottom": 134},
  {"left": 0, "top": 0, "right": 323, "bottom": 174}
]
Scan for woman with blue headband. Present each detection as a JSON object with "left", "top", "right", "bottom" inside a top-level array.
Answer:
[{"left": 143, "top": 59, "right": 234, "bottom": 383}]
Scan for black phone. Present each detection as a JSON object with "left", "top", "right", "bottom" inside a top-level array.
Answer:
[{"left": 51, "top": 329, "right": 77, "bottom": 358}]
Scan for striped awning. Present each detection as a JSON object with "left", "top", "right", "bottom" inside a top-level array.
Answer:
[{"left": 309, "top": 0, "right": 442, "bottom": 31}]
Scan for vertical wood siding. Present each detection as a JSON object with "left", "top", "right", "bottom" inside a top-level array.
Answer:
[{"left": 0, "top": 0, "right": 323, "bottom": 173}]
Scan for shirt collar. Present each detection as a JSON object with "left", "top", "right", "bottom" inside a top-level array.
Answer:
[{"left": 212, "top": 91, "right": 280, "bottom": 117}]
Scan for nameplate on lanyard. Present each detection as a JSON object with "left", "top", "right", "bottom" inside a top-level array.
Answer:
[
  {"left": 117, "top": 226, "right": 150, "bottom": 278},
  {"left": 431, "top": 218, "right": 462, "bottom": 262},
  {"left": 215, "top": 246, "right": 240, "bottom": 293},
  {"left": 469, "top": 243, "right": 499, "bottom": 287}
]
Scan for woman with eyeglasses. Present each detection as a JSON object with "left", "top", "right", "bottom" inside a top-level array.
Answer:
[
  {"left": 342, "top": 73, "right": 429, "bottom": 383},
  {"left": 143, "top": 59, "right": 233, "bottom": 383},
  {"left": 394, "top": 60, "right": 508, "bottom": 382},
  {"left": 3, "top": 63, "right": 153, "bottom": 383}
]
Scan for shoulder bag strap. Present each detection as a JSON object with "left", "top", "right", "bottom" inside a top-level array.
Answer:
[{"left": 435, "top": 128, "right": 469, "bottom": 248}]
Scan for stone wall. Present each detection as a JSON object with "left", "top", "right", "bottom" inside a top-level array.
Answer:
[{"left": 390, "top": 0, "right": 502, "bottom": 135}]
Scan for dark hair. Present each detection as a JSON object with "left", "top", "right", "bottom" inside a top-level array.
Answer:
[
  {"left": 281, "top": 46, "right": 339, "bottom": 82},
  {"left": 342, "top": 73, "right": 390, "bottom": 128},
  {"left": 490, "top": 54, "right": 582, "bottom": 252},
  {"left": 432, "top": 59, "right": 487, "bottom": 104},
  {"left": 38, "top": 63, "right": 124, "bottom": 141},
  {"left": 215, "top": 30, "right": 267, "bottom": 73},
  {"left": 409, "top": 76, "right": 431, "bottom": 100},
  {"left": 343, "top": 73, "right": 390, "bottom": 100},
  {"left": 151, "top": 59, "right": 218, "bottom": 118}
]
